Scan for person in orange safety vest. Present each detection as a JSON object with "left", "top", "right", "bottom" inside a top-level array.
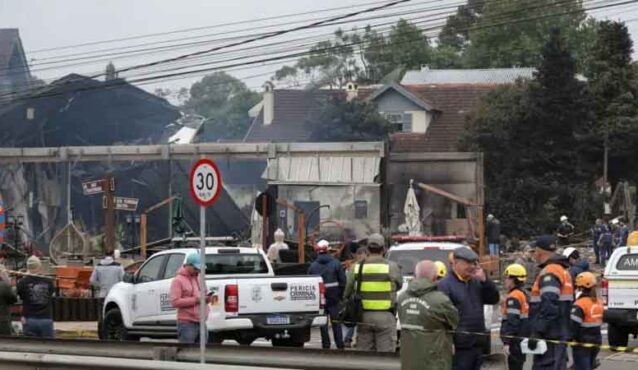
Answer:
[
  {"left": 570, "top": 272, "right": 603, "bottom": 370},
  {"left": 500, "top": 264, "right": 530, "bottom": 370}
]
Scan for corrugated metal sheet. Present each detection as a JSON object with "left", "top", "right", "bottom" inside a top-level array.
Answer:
[
  {"left": 265, "top": 156, "right": 381, "bottom": 184},
  {"left": 401, "top": 68, "right": 536, "bottom": 85}
]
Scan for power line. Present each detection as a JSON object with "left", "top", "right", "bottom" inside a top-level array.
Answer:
[{"left": 1, "top": 0, "right": 634, "bottom": 102}]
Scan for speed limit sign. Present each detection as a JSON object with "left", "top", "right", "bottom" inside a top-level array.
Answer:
[{"left": 189, "top": 158, "right": 222, "bottom": 207}]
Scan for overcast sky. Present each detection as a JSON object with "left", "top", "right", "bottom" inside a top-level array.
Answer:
[{"left": 2, "top": 0, "right": 638, "bottom": 100}]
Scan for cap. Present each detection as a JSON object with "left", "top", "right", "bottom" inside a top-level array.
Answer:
[
  {"left": 185, "top": 253, "right": 203, "bottom": 271},
  {"left": 367, "top": 233, "right": 385, "bottom": 248},
  {"left": 533, "top": 235, "right": 556, "bottom": 251},
  {"left": 453, "top": 247, "right": 479, "bottom": 262}
]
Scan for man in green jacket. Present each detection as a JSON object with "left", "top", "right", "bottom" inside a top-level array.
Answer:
[{"left": 398, "top": 260, "right": 459, "bottom": 370}]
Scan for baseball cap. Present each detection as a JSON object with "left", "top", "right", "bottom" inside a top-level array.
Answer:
[
  {"left": 367, "top": 233, "right": 385, "bottom": 248},
  {"left": 185, "top": 253, "right": 203, "bottom": 271},
  {"left": 533, "top": 235, "right": 556, "bottom": 251},
  {"left": 453, "top": 247, "right": 479, "bottom": 262}
]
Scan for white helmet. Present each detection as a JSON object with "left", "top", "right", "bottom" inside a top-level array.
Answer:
[
  {"left": 560, "top": 215, "right": 568, "bottom": 222},
  {"left": 562, "top": 247, "right": 578, "bottom": 259}
]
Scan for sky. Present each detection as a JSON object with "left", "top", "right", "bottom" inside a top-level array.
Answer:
[{"left": 2, "top": 0, "right": 638, "bottom": 101}]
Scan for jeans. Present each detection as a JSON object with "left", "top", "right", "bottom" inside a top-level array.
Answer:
[
  {"left": 599, "top": 244, "right": 612, "bottom": 266},
  {"left": 488, "top": 243, "right": 500, "bottom": 256},
  {"left": 177, "top": 321, "right": 208, "bottom": 344},
  {"left": 592, "top": 242, "right": 600, "bottom": 264},
  {"left": 344, "top": 325, "right": 356, "bottom": 343},
  {"left": 572, "top": 347, "right": 598, "bottom": 370},
  {"left": 453, "top": 347, "right": 482, "bottom": 370},
  {"left": 320, "top": 303, "right": 344, "bottom": 349},
  {"left": 23, "top": 318, "right": 54, "bottom": 338}
]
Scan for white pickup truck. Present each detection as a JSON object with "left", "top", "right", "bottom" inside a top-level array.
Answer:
[
  {"left": 387, "top": 241, "right": 495, "bottom": 354},
  {"left": 602, "top": 246, "right": 638, "bottom": 347},
  {"left": 101, "top": 246, "right": 327, "bottom": 347}
]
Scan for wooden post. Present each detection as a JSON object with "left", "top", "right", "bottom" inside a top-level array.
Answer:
[
  {"left": 298, "top": 212, "right": 305, "bottom": 264},
  {"left": 478, "top": 206, "right": 485, "bottom": 257},
  {"left": 140, "top": 213, "right": 147, "bottom": 259},
  {"left": 103, "top": 175, "right": 115, "bottom": 256},
  {"left": 261, "top": 194, "right": 268, "bottom": 252}
]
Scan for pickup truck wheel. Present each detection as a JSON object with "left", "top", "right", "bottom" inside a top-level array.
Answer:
[
  {"left": 608, "top": 324, "right": 629, "bottom": 347},
  {"left": 272, "top": 338, "right": 304, "bottom": 347},
  {"left": 103, "top": 308, "right": 138, "bottom": 342}
]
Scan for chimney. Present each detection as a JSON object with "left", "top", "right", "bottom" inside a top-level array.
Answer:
[
  {"left": 262, "top": 81, "right": 275, "bottom": 125},
  {"left": 345, "top": 81, "right": 358, "bottom": 102}
]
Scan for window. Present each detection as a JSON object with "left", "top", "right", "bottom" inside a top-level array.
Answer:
[
  {"left": 456, "top": 204, "right": 467, "bottom": 219},
  {"left": 162, "top": 254, "right": 185, "bottom": 279},
  {"left": 354, "top": 200, "right": 368, "bottom": 219},
  {"left": 205, "top": 254, "right": 268, "bottom": 275},
  {"left": 384, "top": 112, "right": 412, "bottom": 132},
  {"left": 616, "top": 254, "right": 638, "bottom": 270},
  {"left": 136, "top": 255, "right": 166, "bottom": 283}
]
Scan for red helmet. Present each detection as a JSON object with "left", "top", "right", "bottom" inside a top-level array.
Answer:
[{"left": 314, "top": 240, "right": 329, "bottom": 253}]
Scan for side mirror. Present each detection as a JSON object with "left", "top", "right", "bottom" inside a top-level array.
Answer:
[{"left": 123, "top": 272, "right": 135, "bottom": 284}]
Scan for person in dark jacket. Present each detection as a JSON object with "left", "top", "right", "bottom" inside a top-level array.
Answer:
[
  {"left": 0, "top": 266, "right": 17, "bottom": 335},
  {"left": 556, "top": 216, "right": 575, "bottom": 247},
  {"left": 597, "top": 221, "right": 614, "bottom": 265},
  {"left": 529, "top": 236, "right": 573, "bottom": 370},
  {"left": 308, "top": 240, "right": 346, "bottom": 349},
  {"left": 17, "top": 256, "right": 55, "bottom": 338},
  {"left": 500, "top": 264, "right": 530, "bottom": 370},
  {"left": 398, "top": 260, "right": 459, "bottom": 370},
  {"left": 562, "top": 247, "right": 590, "bottom": 283},
  {"left": 438, "top": 247, "right": 500, "bottom": 370},
  {"left": 486, "top": 214, "right": 501, "bottom": 256}
]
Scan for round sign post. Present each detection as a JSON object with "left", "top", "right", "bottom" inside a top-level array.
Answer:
[{"left": 189, "top": 158, "right": 222, "bottom": 364}]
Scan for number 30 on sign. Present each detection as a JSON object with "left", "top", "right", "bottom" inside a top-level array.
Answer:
[{"left": 189, "top": 158, "right": 222, "bottom": 207}]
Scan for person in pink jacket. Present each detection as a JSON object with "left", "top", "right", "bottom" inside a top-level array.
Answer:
[{"left": 170, "top": 253, "right": 211, "bottom": 343}]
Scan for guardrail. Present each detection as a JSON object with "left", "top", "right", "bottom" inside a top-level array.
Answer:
[{"left": 0, "top": 337, "right": 400, "bottom": 370}]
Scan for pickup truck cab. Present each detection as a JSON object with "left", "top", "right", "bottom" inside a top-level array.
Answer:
[
  {"left": 602, "top": 246, "right": 638, "bottom": 346},
  {"left": 102, "top": 246, "right": 327, "bottom": 347},
  {"left": 387, "top": 241, "right": 494, "bottom": 353}
]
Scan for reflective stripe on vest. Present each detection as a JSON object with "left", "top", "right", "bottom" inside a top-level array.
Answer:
[
  {"left": 357, "top": 263, "right": 392, "bottom": 311},
  {"left": 531, "top": 263, "right": 574, "bottom": 302},
  {"left": 324, "top": 282, "right": 339, "bottom": 288}
]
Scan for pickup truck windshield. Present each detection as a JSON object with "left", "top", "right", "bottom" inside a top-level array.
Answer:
[
  {"left": 387, "top": 249, "right": 452, "bottom": 276},
  {"left": 205, "top": 253, "right": 268, "bottom": 275}
]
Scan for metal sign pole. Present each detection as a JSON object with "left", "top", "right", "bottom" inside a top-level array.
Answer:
[{"left": 199, "top": 205, "right": 206, "bottom": 364}]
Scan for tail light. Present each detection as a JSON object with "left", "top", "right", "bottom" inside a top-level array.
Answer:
[
  {"left": 319, "top": 282, "right": 326, "bottom": 310},
  {"left": 601, "top": 278, "right": 608, "bottom": 306},
  {"left": 225, "top": 284, "right": 239, "bottom": 313}
]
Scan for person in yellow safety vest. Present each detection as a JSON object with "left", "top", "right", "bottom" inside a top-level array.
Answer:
[
  {"left": 529, "top": 235, "right": 574, "bottom": 370},
  {"left": 343, "top": 233, "right": 402, "bottom": 352},
  {"left": 500, "top": 264, "right": 530, "bottom": 370},
  {"left": 434, "top": 260, "right": 448, "bottom": 281},
  {"left": 570, "top": 272, "right": 603, "bottom": 370}
]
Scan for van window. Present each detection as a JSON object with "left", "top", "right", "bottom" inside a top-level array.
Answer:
[
  {"left": 616, "top": 254, "right": 638, "bottom": 270},
  {"left": 205, "top": 254, "right": 268, "bottom": 275},
  {"left": 387, "top": 249, "right": 452, "bottom": 276}
]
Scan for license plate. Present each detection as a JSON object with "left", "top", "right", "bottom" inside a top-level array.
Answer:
[{"left": 266, "top": 315, "right": 290, "bottom": 325}]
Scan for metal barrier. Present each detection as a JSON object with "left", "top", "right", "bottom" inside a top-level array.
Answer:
[
  {"left": 0, "top": 337, "right": 400, "bottom": 370},
  {"left": 53, "top": 297, "right": 98, "bottom": 321}
]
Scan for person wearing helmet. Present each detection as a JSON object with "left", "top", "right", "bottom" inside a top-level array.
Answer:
[
  {"left": 170, "top": 253, "right": 211, "bottom": 343},
  {"left": 500, "top": 264, "right": 530, "bottom": 370},
  {"left": 434, "top": 260, "right": 447, "bottom": 281},
  {"left": 308, "top": 240, "right": 346, "bottom": 349},
  {"left": 556, "top": 216, "right": 575, "bottom": 247},
  {"left": 570, "top": 272, "right": 603, "bottom": 370},
  {"left": 562, "top": 247, "right": 590, "bottom": 284}
]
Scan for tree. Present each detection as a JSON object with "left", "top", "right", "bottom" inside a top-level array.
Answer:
[
  {"left": 461, "top": 28, "right": 596, "bottom": 236},
  {"left": 309, "top": 95, "right": 390, "bottom": 141},
  {"left": 585, "top": 21, "right": 638, "bottom": 183},
  {"left": 438, "top": 0, "right": 485, "bottom": 50},
  {"left": 463, "top": 0, "right": 587, "bottom": 68},
  {"left": 182, "top": 71, "right": 260, "bottom": 141}
]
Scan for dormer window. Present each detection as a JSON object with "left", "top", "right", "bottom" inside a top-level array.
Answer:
[{"left": 384, "top": 112, "right": 412, "bottom": 132}]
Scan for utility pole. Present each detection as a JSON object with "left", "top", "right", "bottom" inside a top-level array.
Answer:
[
  {"left": 103, "top": 174, "right": 116, "bottom": 255},
  {"left": 603, "top": 132, "right": 610, "bottom": 215}
]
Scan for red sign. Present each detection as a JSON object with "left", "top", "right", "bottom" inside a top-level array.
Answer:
[{"left": 189, "top": 158, "right": 222, "bottom": 207}]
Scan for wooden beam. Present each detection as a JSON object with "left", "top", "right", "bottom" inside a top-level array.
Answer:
[{"left": 416, "top": 182, "right": 479, "bottom": 207}]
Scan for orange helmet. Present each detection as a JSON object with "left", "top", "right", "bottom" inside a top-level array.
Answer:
[
  {"left": 627, "top": 231, "right": 638, "bottom": 246},
  {"left": 575, "top": 272, "right": 597, "bottom": 289}
]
